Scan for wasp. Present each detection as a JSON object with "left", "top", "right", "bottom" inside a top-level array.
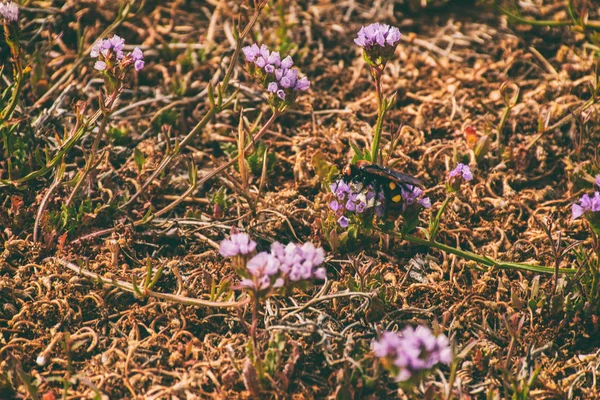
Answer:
[{"left": 342, "top": 160, "right": 423, "bottom": 215}]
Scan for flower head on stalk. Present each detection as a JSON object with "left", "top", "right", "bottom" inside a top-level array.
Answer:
[
  {"left": 219, "top": 233, "right": 257, "bottom": 257},
  {"left": 354, "top": 23, "right": 401, "bottom": 68},
  {"left": 242, "top": 43, "right": 310, "bottom": 111},
  {"left": 572, "top": 191, "right": 600, "bottom": 235},
  {"left": 220, "top": 233, "right": 326, "bottom": 298},
  {"left": 372, "top": 326, "right": 452, "bottom": 384},
  {"left": 447, "top": 163, "right": 473, "bottom": 192},
  {"left": 219, "top": 232, "right": 257, "bottom": 269},
  {"left": 90, "top": 35, "right": 145, "bottom": 76},
  {"left": 0, "top": 1, "right": 18, "bottom": 24}
]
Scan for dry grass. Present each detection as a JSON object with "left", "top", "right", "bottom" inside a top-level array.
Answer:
[{"left": 1, "top": 0, "right": 600, "bottom": 399}]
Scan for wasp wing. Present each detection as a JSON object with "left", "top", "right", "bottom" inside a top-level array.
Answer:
[{"left": 357, "top": 163, "right": 424, "bottom": 188}]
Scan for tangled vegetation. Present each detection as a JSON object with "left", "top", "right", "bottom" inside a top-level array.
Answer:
[{"left": 1, "top": 0, "right": 600, "bottom": 398}]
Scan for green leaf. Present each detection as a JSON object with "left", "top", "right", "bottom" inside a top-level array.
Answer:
[{"left": 134, "top": 147, "right": 145, "bottom": 174}]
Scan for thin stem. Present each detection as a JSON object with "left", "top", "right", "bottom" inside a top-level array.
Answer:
[
  {"left": 394, "top": 232, "right": 577, "bottom": 275},
  {"left": 49, "top": 257, "right": 249, "bottom": 308},
  {"left": 1, "top": 63, "right": 23, "bottom": 123},
  {"left": 429, "top": 196, "right": 452, "bottom": 241},
  {"left": 371, "top": 72, "right": 384, "bottom": 163},
  {"left": 33, "top": 165, "right": 65, "bottom": 243},
  {"left": 65, "top": 92, "right": 119, "bottom": 208},
  {"left": 1, "top": 25, "right": 24, "bottom": 124},
  {"left": 250, "top": 293, "right": 261, "bottom": 364}
]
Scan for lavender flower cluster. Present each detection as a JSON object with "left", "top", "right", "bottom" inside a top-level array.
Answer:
[
  {"left": 219, "top": 233, "right": 326, "bottom": 292},
  {"left": 328, "top": 178, "right": 431, "bottom": 227},
  {"left": 219, "top": 233, "right": 257, "bottom": 257},
  {"left": 571, "top": 176, "right": 600, "bottom": 220},
  {"left": 354, "top": 23, "right": 402, "bottom": 49},
  {"left": 0, "top": 1, "right": 18, "bottom": 23},
  {"left": 90, "top": 35, "right": 145, "bottom": 72},
  {"left": 328, "top": 179, "right": 384, "bottom": 227},
  {"left": 400, "top": 185, "right": 431, "bottom": 211},
  {"left": 372, "top": 326, "right": 452, "bottom": 383},
  {"left": 242, "top": 44, "right": 310, "bottom": 101},
  {"left": 354, "top": 23, "right": 402, "bottom": 68},
  {"left": 447, "top": 163, "right": 473, "bottom": 191},
  {"left": 572, "top": 192, "right": 600, "bottom": 220}
]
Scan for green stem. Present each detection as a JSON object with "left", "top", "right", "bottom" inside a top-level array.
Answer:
[
  {"left": 394, "top": 232, "right": 576, "bottom": 276},
  {"left": 1, "top": 25, "right": 24, "bottom": 124},
  {"left": 429, "top": 196, "right": 452, "bottom": 241},
  {"left": 50, "top": 256, "right": 250, "bottom": 308},
  {"left": 65, "top": 91, "right": 119, "bottom": 207},
  {"left": 1, "top": 65, "right": 23, "bottom": 123},
  {"left": 371, "top": 73, "right": 384, "bottom": 163}
]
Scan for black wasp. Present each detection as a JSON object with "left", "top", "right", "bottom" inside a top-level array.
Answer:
[{"left": 342, "top": 160, "right": 423, "bottom": 214}]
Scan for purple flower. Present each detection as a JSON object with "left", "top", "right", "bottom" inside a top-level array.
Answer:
[
  {"left": 219, "top": 233, "right": 257, "bottom": 257},
  {"left": 247, "top": 252, "right": 280, "bottom": 277},
  {"left": 372, "top": 331, "right": 403, "bottom": 358},
  {"left": 448, "top": 163, "right": 473, "bottom": 191},
  {"left": 134, "top": 60, "right": 145, "bottom": 71},
  {"left": 331, "top": 180, "right": 350, "bottom": 200},
  {"left": 281, "top": 56, "right": 293, "bottom": 69},
  {"left": 131, "top": 47, "right": 144, "bottom": 71},
  {"left": 345, "top": 199, "right": 356, "bottom": 212},
  {"left": 329, "top": 200, "right": 340, "bottom": 212},
  {"left": 242, "top": 44, "right": 260, "bottom": 62},
  {"left": 449, "top": 163, "right": 473, "bottom": 181},
  {"left": 267, "top": 51, "right": 281, "bottom": 67},
  {"left": 572, "top": 192, "right": 600, "bottom": 220},
  {"left": 401, "top": 186, "right": 431, "bottom": 210},
  {"left": 419, "top": 197, "right": 432, "bottom": 209},
  {"left": 241, "top": 252, "right": 281, "bottom": 291},
  {"left": 314, "top": 267, "right": 327, "bottom": 280},
  {"left": 0, "top": 2, "right": 18, "bottom": 23},
  {"left": 328, "top": 179, "right": 384, "bottom": 225},
  {"left": 90, "top": 42, "right": 103, "bottom": 58},
  {"left": 294, "top": 77, "right": 310, "bottom": 91},
  {"left": 281, "top": 69, "right": 299, "bottom": 89},
  {"left": 270, "top": 242, "right": 325, "bottom": 281},
  {"left": 243, "top": 44, "right": 309, "bottom": 101},
  {"left": 355, "top": 201, "right": 366, "bottom": 213},
  {"left": 372, "top": 326, "right": 452, "bottom": 383},
  {"left": 94, "top": 61, "right": 107, "bottom": 71},
  {"left": 108, "top": 35, "right": 125, "bottom": 53},
  {"left": 90, "top": 35, "right": 144, "bottom": 71},
  {"left": 255, "top": 56, "right": 267, "bottom": 68},
  {"left": 338, "top": 215, "right": 349, "bottom": 228},
  {"left": 354, "top": 23, "right": 402, "bottom": 49}
]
